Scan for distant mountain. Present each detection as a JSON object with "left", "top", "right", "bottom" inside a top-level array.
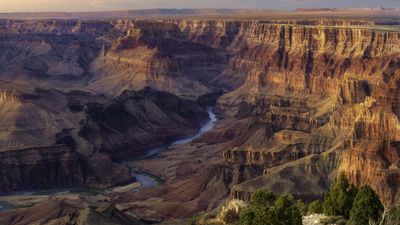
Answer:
[
  {"left": 0, "top": 8, "right": 279, "bottom": 20},
  {"left": 294, "top": 7, "right": 398, "bottom": 12},
  {"left": 1, "top": 8, "right": 398, "bottom": 20}
]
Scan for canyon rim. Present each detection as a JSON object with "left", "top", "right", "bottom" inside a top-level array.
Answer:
[{"left": 0, "top": 6, "right": 399, "bottom": 225}]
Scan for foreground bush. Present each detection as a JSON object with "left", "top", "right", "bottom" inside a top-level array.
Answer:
[
  {"left": 308, "top": 200, "right": 323, "bottom": 215},
  {"left": 320, "top": 216, "right": 347, "bottom": 225},
  {"left": 322, "top": 173, "right": 358, "bottom": 218},
  {"left": 296, "top": 199, "right": 308, "bottom": 216},
  {"left": 240, "top": 190, "right": 302, "bottom": 225},
  {"left": 348, "top": 185, "right": 383, "bottom": 225}
]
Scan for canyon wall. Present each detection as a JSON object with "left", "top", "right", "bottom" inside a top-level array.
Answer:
[
  {"left": 106, "top": 19, "right": 399, "bottom": 218},
  {"left": 89, "top": 21, "right": 228, "bottom": 97},
  {"left": 78, "top": 88, "right": 209, "bottom": 160},
  {"left": 0, "top": 18, "right": 398, "bottom": 206},
  {"left": 0, "top": 87, "right": 209, "bottom": 191},
  {"left": 0, "top": 145, "right": 84, "bottom": 191},
  {"left": 164, "top": 19, "right": 400, "bottom": 206},
  {"left": 227, "top": 22, "right": 400, "bottom": 206}
]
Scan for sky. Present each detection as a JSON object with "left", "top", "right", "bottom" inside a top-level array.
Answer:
[{"left": 0, "top": 0, "right": 399, "bottom": 12}]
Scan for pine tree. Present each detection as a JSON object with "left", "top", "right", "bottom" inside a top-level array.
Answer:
[
  {"left": 308, "top": 200, "right": 323, "bottom": 214},
  {"left": 240, "top": 191, "right": 302, "bottom": 225},
  {"left": 322, "top": 173, "right": 358, "bottom": 218},
  {"left": 250, "top": 189, "right": 276, "bottom": 207},
  {"left": 274, "top": 195, "right": 302, "bottom": 225},
  {"left": 348, "top": 185, "right": 383, "bottom": 225}
]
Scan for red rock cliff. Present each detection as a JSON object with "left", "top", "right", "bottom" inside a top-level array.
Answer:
[{"left": 165, "top": 20, "right": 400, "bottom": 206}]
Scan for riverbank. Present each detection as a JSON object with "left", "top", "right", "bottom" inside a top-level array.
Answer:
[
  {"left": 138, "top": 107, "right": 217, "bottom": 160},
  {"left": 0, "top": 107, "right": 218, "bottom": 212},
  {"left": 128, "top": 107, "right": 217, "bottom": 192}
]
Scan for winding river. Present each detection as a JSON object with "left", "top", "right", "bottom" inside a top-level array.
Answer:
[
  {"left": 140, "top": 107, "right": 217, "bottom": 159},
  {"left": 129, "top": 107, "right": 217, "bottom": 190},
  {"left": 0, "top": 201, "right": 16, "bottom": 212},
  {"left": 0, "top": 107, "right": 217, "bottom": 210}
]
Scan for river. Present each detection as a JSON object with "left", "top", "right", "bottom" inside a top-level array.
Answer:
[
  {"left": 129, "top": 107, "right": 217, "bottom": 190},
  {"left": 140, "top": 107, "right": 217, "bottom": 159},
  {"left": 0, "top": 107, "right": 217, "bottom": 210},
  {"left": 0, "top": 201, "right": 17, "bottom": 212}
]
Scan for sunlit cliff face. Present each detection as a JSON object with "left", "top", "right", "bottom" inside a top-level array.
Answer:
[{"left": 163, "top": 19, "right": 400, "bottom": 206}]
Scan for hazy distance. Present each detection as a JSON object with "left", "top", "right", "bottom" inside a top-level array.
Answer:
[{"left": 0, "top": 0, "right": 399, "bottom": 12}]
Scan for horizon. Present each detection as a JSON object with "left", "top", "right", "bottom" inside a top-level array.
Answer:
[
  {"left": 0, "top": 8, "right": 287, "bottom": 14},
  {"left": 0, "top": 0, "right": 399, "bottom": 13},
  {"left": 0, "top": 7, "right": 399, "bottom": 14}
]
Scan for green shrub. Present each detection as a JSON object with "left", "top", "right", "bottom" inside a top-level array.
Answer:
[
  {"left": 308, "top": 200, "right": 323, "bottom": 214},
  {"left": 296, "top": 199, "right": 308, "bottom": 216},
  {"left": 348, "top": 185, "right": 383, "bottom": 225},
  {"left": 240, "top": 208, "right": 257, "bottom": 225},
  {"left": 322, "top": 173, "right": 358, "bottom": 218},
  {"left": 320, "top": 216, "right": 347, "bottom": 225},
  {"left": 240, "top": 192, "right": 302, "bottom": 225},
  {"left": 274, "top": 195, "right": 302, "bottom": 225},
  {"left": 250, "top": 190, "right": 276, "bottom": 207}
]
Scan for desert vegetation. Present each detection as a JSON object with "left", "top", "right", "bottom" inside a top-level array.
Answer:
[{"left": 191, "top": 173, "right": 399, "bottom": 225}]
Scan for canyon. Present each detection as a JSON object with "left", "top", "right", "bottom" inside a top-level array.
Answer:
[{"left": 0, "top": 13, "right": 399, "bottom": 225}]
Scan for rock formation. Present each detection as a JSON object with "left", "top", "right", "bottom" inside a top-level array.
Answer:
[
  {"left": 79, "top": 88, "right": 209, "bottom": 160},
  {"left": 148, "top": 18, "right": 399, "bottom": 206},
  {"left": 89, "top": 21, "right": 226, "bottom": 97},
  {"left": 197, "top": 20, "right": 400, "bottom": 206},
  {"left": 0, "top": 198, "right": 145, "bottom": 225}
]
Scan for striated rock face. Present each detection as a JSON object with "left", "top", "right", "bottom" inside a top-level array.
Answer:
[
  {"left": 0, "top": 86, "right": 208, "bottom": 191},
  {"left": 0, "top": 88, "right": 133, "bottom": 191},
  {"left": 0, "top": 143, "right": 132, "bottom": 192},
  {"left": 173, "top": 20, "right": 400, "bottom": 94},
  {"left": 0, "top": 145, "right": 84, "bottom": 192},
  {"left": 89, "top": 21, "right": 227, "bottom": 97},
  {"left": 0, "top": 33, "right": 102, "bottom": 86},
  {"left": 0, "top": 19, "right": 114, "bottom": 36},
  {"left": 340, "top": 142, "right": 400, "bottom": 206},
  {"left": 0, "top": 198, "right": 145, "bottom": 225},
  {"left": 0, "top": 90, "right": 23, "bottom": 103},
  {"left": 79, "top": 88, "right": 209, "bottom": 160},
  {"left": 211, "top": 23, "right": 399, "bottom": 206},
  {"left": 158, "top": 19, "right": 400, "bottom": 206}
]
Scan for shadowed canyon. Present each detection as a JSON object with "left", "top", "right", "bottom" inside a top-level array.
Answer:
[{"left": 0, "top": 10, "right": 399, "bottom": 225}]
